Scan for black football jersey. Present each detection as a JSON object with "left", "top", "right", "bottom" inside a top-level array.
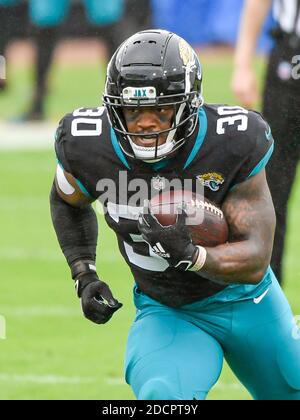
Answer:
[{"left": 55, "top": 104, "right": 274, "bottom": 307}]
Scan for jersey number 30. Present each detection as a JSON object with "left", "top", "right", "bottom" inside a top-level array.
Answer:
[
  {"left": 216, "top": 106, "right": 248, "bottom": 135},
  {"left": 71, "top": 107, "right": 104, "bottom": 136}
]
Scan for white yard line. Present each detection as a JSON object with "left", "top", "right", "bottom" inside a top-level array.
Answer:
[
  {"left": 0, "top": 249, "right": 65, "bottom": 262},
  {"left": 0, "top": 122, "right": 56, "bottom": 150},
  {"left": 0, "top": 372, "right": 245, "bottom": 392},
  {"left": 213, "top": 382, "right": 244, "bottom": 391},
  {"left": 1, "top": 306, "right": 79, "bottom": 317},
  {"left": 105, "top": 377, "right": 244, "bottom": 391},
  {"left": 106, "top": 377, "right": 127, "bottom": 386},
  {"left": 0, "top": 373, "right": 94, "bottom": 384},
  {"left": 0, "top": 248, "right": 120, "bottom": 263}
]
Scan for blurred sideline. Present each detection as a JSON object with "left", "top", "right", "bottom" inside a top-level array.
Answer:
[
  {"left": 1, "top": 38, "right": 108, "bottom": 148},
  {"left": 6, "top": 38, "right": 107, "bottom": 66},
  {"left": 0, "top": 121, "right": 55, "bottom": 149},
  {"left": 6, "top": 37, "right": 238, "bottom": 66}
]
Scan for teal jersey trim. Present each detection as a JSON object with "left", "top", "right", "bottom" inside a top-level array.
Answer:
[
  {"left": 248, "top": 143, "right": 274, "bottom": 178},
  {"left": 183, "top": 107, "right": 208, "bottom": 170},
  {"left": 74, "top": 178, "right": 93, "bottom": 199},
  {"left": 230, "top": 143, "right": 274, "bottom": 191},
  {"left": 57, "top": 159, "right": 93, "bottom": 199},
  {"left": 110, "top": 127, "right": 131, "bottom": 170},
  {"left": 265, "top": 125, "right": 273, "bottom": 142}
]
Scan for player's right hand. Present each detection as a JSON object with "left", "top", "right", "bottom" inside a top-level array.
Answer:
[{"left": 75, "top": 273, "right": 122, "bottom": 324}]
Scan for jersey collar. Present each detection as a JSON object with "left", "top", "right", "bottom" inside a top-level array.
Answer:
[{"left": 183, "top": 107, "right": 208, "bottom": 170}]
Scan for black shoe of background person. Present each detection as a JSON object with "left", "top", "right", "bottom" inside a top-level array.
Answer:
[
  {"left": 0, "top": 78, "right": 6, "bottom": 91},
  {"left": 9, "top": 109, "right": 45, "bottom": 123},
  {"left": 21, "top": 109, "right": 45, "bottom": 121}
]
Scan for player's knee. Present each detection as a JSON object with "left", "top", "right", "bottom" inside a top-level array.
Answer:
[{"left": 138, "top": 378, "right": 177, "bottom": 400}]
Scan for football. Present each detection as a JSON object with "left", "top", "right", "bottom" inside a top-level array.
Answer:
[{"left": 149, "top": 190, "right": 229, "bottom": 247}]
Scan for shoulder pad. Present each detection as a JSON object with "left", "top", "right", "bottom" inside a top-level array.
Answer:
[
  {"left": 54, "top": 113, "right": 73, "bottom": 173},
  {"left": 54, "top": 106, "right": 110, "bottom": 173}
]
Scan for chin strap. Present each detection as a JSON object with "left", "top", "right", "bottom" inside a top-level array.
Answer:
[{"left": 164, "top": 103, "right": 186, "bottom": 144}]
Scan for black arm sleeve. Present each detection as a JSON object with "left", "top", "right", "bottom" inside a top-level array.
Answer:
[{"left": 50, "top": 182, "right": 98, "bottom": 266}]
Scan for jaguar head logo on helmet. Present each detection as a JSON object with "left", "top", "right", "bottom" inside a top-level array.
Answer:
[{"left": 103, "top": 29, "right": 204, "bottom": 162}]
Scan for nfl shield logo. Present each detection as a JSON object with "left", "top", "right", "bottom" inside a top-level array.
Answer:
[{"left": 152, "top": 176, "right": 166, "bottom": 191}]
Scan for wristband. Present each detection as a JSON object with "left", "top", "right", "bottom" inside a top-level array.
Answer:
[
  {"left": 189, "top": 246, "right": 207, "bottom": 272},
  {"left": 70, "top": 259, "right": 97, "bottom": 280}
]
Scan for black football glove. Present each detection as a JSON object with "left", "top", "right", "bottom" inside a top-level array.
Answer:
[
  {"left": 138, "top": 204, "right": 199, "bottom": 271},
  {"left": 75, "top": 273, "right": 122, "bottom": 324}
]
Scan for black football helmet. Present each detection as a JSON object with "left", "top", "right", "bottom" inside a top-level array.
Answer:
[{"left": 103, "top": 29, "right": 204, "bottom": 162}]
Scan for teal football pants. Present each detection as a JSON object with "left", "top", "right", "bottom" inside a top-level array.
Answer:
[{"left": 125, "top": 276, "right": 300, "bottom": 400}]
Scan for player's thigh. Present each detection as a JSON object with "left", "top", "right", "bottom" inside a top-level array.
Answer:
[
  {"left": 125, "top": 313, "right": 224, "bottom": 400},
  {"left": 224, "top": 279, "right": 300, "bottom": 400}
]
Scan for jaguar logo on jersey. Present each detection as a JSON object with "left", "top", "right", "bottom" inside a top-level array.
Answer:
[
  {"left": 197, "top": 172, "right": 224, "bottom": 192},
  {"left": 151, "top": 175, "right": 166, "bottom": 191}
]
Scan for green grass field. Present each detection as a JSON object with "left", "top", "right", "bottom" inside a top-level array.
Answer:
[{"left": 0, "top": 54, "right": 300, "bottom": 400}]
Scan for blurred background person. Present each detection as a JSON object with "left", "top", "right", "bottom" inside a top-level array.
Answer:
[
  {"left": 5, "top": 0, "right": 152, "bottom": 121},
  {"left": 231, "top": 0, "right": 300, "bottom": 285},
  {"left": 0, "top": 0, "right": 152, "bottom": 121},
  {"left": 0, "top": 0, "right": 28, "bottom": 90},
  {"left": 24, "top": 0, "right": 70, "bottom": 120}
]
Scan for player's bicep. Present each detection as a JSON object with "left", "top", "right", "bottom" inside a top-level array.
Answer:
[
  {"left": 55, "top": 165, "right": 94, "bottom": 207},
  {"left": 222, "top": 170, "right": 275, "bottom": 249}
]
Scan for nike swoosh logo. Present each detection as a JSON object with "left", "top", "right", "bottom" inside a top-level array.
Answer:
[
  {"left": 265, "top": 127, "right": 273, "bottom": 142},
  {"left": 253, "top": 288, "right": 270, "bottom": 304}
]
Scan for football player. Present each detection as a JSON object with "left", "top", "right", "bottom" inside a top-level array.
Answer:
[{"left": 50, "top": 29, "right": 300, "bottom": 400}]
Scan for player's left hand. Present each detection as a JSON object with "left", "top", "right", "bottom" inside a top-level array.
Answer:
[{"left": 138, "top": 204, "right": 198, "bottom": 271}]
